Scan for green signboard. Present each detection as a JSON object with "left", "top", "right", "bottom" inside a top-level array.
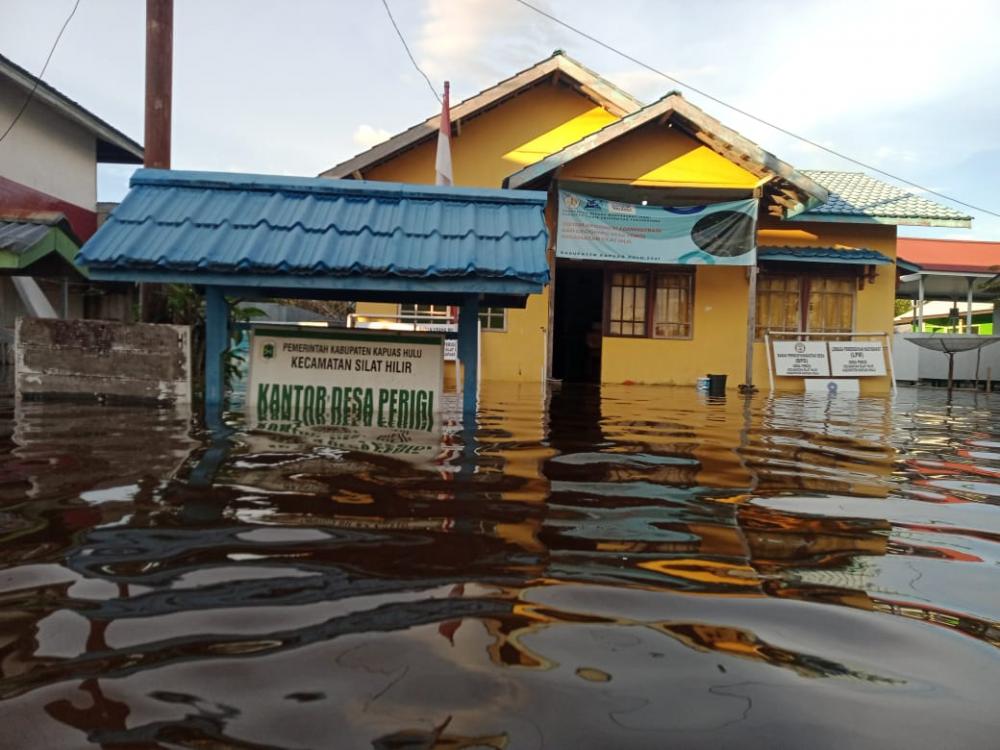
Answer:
[{"left": 247, "top": 327, "right": 444, "bottom": 431}]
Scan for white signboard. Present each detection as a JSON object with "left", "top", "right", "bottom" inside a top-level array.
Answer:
[
  {"left": 773, "top": 341, "right": 831, "bottom": 377},
  {"left": 248, "top": 327, "right": 443, "bottom": 430},
  {"left": 829, "top": 342, "right": 886, "bottom": 377}
]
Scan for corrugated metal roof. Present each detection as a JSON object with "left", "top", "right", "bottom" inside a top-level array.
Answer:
[
  {"left": 0, "top": 221, "right": 53, "bottom": 253},
  {"left": 798, "top": 171, "right": 972, "bottom": 226},
  {"left": 758, "top": 246, "right": 893, "bottom": 265},
  {"left": 78, "top": 170, "right": 550, "bottom": 284}
]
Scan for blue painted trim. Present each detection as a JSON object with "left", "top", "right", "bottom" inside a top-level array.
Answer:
[
  {"left": 130, "top": 168, "right": 548, "bottom": 206},
  {"left": 204, "top": 287, "right": 228, "bottom": 409},
  {"left": 758, "top": 252, "right": 893, "bottom": 266},
  {"left": 81, "top": 269, "right": 545, "bottom": 295},
  {"left": 458, "top": 295, "right": 480, "bottom": 416}
]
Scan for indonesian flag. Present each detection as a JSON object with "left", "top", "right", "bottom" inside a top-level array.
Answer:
[{"left": 435, "top": 81, "right": 452, "bottom": 186}]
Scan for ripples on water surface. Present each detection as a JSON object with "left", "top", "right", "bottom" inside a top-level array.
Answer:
[{"left": 0, "top": 381, "right": 998, "bottom": 748}]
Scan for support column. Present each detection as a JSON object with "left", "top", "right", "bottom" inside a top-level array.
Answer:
[
  {"left": 916, "top": 275, "right": 925, "bottom": 332},
  {"left": 966, "top": 278, "right": 975, "bottom": 332},
  {"left": 204, "top": 286, "right": 228, "bottom": 409},
  {"left": 993, "top": 301, "right": 1000, "bottom": 334},
  {"left": 742, "top": 264, "right": 758, "bottom": 391},
  {"left": 458, "top": 295, "right": 480, "bottom": 415}
]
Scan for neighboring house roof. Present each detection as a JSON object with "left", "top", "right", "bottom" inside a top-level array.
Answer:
[
  {"left": 896, "top": 237, "right": 1000, "bottom": 273},
  {"left": 758, "top": 246, "right": 893, "bottom": 265},
  {"left": 0, "top": 212, "right": 83, "bottom": 275},
  {"left": 503, "top": 92, "right": 829, "bottom": 215},
  {"left": 0, "top": 52, "right": 142, "bottom": 164},
  {"left": 78, "top": 169, "right": 550, "bottom": 288},
  {"left": 319, "top": 51, "right": 642, "bottom": 179},
  {"left": 795, "top": 171, "right": 971, "bottom": 228}
]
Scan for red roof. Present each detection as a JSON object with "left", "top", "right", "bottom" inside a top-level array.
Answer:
[{"left": 898, "top": 237, "right": 1000, "bottom": 273}]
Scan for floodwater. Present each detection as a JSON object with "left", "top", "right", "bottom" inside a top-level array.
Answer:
[{"left": 0, "top": 380, "right": 998, "bottom": 749}]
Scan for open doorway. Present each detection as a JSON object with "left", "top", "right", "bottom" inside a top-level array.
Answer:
[{"left": 552, "top": 264, "right": 604, "bottom": 382}]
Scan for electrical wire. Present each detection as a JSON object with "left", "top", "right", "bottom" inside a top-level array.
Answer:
[
  {"left": 0, "top": 0, "right": 82, "bottom": 145},
  {"left": 380, "top": 0, "right": 442, "bottom": 105},
  {"left": 512, "top": 0, "right": 999, "bottom": 219}
]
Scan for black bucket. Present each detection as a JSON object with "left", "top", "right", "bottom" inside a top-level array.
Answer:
[{"left": 707, "top": 374, "right": 727, "bottom": 396}]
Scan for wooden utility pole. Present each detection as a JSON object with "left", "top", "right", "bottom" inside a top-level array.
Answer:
[
  {"left": 141, "top": 0, "right": 173, "bottom": 321},
  {"left": 144, "top": 0, "right": 172, "bottom": 169},
  {"left": 741, "top": 264, "right": 759, "bottom": 392}
]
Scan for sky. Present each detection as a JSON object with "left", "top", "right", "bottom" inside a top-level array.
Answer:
[{"left": 3, "top": 0, "right": 999, "bottom": 239}]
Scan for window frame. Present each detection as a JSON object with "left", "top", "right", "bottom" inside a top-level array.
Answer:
[
  {"left": 398, "top": 303, "right": 451, "bottom": 325},
  {"left": 755, "top": 266, "right": 859, "bottom": 340},
  {"left": 603, "top": 265, "right": 695, "bottom": 340},
  {"left": 479, "top": 306, "right": 507, "bottom": 332}
]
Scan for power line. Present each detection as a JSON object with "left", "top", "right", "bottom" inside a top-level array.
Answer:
[
  {"left": 380, "top": 0, "right": 441, "bottom": 105},
  {"left": 512, "top": 0, "right": 1000, "bottom": 220},
  {"left": 0, "top": 0, "right": 82, "bottom": 146}
]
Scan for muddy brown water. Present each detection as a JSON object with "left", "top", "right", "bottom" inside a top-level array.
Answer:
[{"left": 0, "top": 381, "right": 998, "bottom": 749}]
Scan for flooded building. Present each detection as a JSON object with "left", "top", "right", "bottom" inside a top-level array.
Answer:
[
  {"left": 0, "top": 52, "right": 142, "bottom": 357},
  {"left": 324, "top": 52, "right": 971, "bottom": 391}
]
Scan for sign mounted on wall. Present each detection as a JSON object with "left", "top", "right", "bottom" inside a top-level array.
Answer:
[
  {"left": 247, "top": 327, "right": 443, "bottom": 431},
  {"left": 829, "top": 342, "right": 887, "bottom": 377},
  {"left": 556, "top": 190, "right": 758, "bottom": 266},
  {"left": 772, "top": 341, "right": 831, "bottom": 377}
]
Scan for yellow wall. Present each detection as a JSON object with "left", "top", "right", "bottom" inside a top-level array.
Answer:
[
  {"left": 560, "top": 124, "right": 762, "bottom": 188},
  {"left": 358, "top": 83, "right": 617, "bottom": 382},
  {"left": 363, "top": 84, "right": 618, "bottom": 188},
  {"left": 602, "top": 222, "right": 898, "bottom": 393}
]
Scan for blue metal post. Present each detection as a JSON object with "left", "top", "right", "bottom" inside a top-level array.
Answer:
[
  {"left": 204, "top": 285, "right": 228, "bottom": 410},
  {"left": 458, "top": 295, "right": 480, "bottom": 415}
]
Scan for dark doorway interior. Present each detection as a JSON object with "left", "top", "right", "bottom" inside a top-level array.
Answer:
[{"left": 552, "top": 265, "right": 604, "bottom": 383}]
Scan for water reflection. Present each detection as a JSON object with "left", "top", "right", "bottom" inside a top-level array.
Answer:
[{"left": 0, "top": 382, "right": 998, "bottom": 747}]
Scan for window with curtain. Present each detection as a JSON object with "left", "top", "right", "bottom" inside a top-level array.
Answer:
[
  {"left": 479, "top": 306, "right": 506, "bottom": 331},
  {"left": 807, "top": 277, "right": 855, "bottom": 334},
  {"left": 756, "top": 276, "right": 801, "bottom": 339},
  {"left": 608, "top": 271, "right": 647, "bottom": 336},
  {"left": 755, "top": 273, "right": 856, "bottom": 338},
  {"left": 652, "top": 272, "right": 693, "bottom": 338}
]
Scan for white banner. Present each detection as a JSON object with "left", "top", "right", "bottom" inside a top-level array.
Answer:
[
  {"left": 829, "top": 342, "right": 886, "bottom": 377},
  {"left": 773, "top": 341, "right": 831, "bottom": 377},
  {"left": 248, "top": 327, "right": 443, "bottom": 430}
]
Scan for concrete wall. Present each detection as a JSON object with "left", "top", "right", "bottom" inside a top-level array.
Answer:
[
  {"left": 0, "top": 77, "right": 97, "bottom": 210},
  {"left": 16, "top": 318, "right": 191, "bottom": 404}
]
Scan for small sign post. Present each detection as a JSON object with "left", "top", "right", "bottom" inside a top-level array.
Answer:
[
  {"left": 772, "top": 341, "right": 831, "bottom": 377},
  {"left": 829, "top": 342, "right": 887, "bottom": 377},
  {"left": 766, "top": 332, "right": 895, "bottom": 394}
]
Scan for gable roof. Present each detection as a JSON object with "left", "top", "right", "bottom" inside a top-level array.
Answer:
[
  {"left": 0, "top": 52, "right": 142, "bottom": 164},
  {"left": 0, "top": 211, "right": 83, "bottom": 276},
  {"left": 502, "top": 92, "right": 829, "bottom": 214},
  {"left": 319, "top": 51, "right": 642, "bottom": 179},
  {"left": 795, "top": 171, "right": 972, "bottom": 227},
  {"left": 78, "top": 169, "right": 550, "bottom": 289}
]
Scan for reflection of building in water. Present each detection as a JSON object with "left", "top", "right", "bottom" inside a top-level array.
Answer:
[{"left": 649, "top": 621, "right": 898, "bottom": 683}]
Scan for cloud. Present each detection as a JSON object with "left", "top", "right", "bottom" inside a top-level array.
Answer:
[
  {"left": 352, "top": 124, "right": 392, "bottom": 150},
  {"left": 416, "top": 0, "right": 571, "bottom": 92}
]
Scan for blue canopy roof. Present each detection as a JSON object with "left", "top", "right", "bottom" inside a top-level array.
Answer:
[
  {"left": 77, "top": 170, "right": 550, "bottom": 294},
  {"left": 758, "top": 246, "right": 893, "bottom": 265}
]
